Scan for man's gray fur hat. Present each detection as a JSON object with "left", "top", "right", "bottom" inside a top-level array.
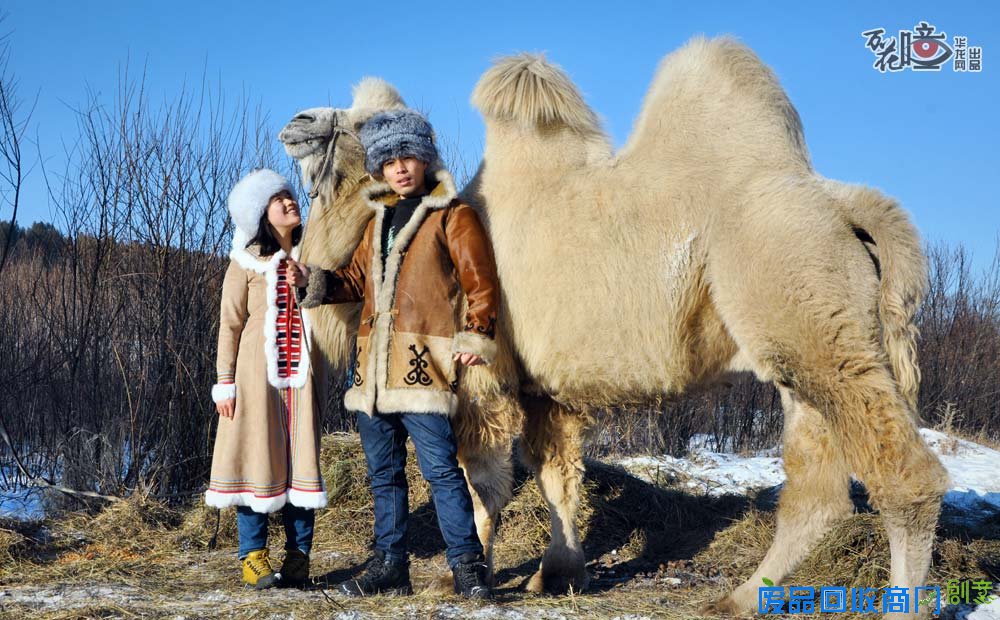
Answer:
[
  {"left": 360, "top": 109, "right": 438, "bottom": 176},
  {"left": 227, "top": 168, "right": 296, "bottom": 239}
]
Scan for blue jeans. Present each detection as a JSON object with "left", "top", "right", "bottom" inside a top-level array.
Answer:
[
  {"left": 356, "top": 410, "right": 483, "bottom": 568},
  {"left": 236, "top": 504, "right": 315, "bottom": 559}
]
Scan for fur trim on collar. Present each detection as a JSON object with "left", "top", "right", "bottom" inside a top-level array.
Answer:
[
  {"left": 362, "top": 167, "right": 458, "bottom": 212},
  {"left": 229, "top": 234, "right": 303, "bottom": 273},
  {"left": 227, "top": 236, "right": 312, "bottom": 390}
]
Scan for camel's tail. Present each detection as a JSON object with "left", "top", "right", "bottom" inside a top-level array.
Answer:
[{"left": 824, "top": 180, "right": 927, "bottom": 412}]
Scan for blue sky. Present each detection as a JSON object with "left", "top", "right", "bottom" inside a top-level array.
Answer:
[{"left": 6, "top": 1, "right": 999, "bottom": 272}]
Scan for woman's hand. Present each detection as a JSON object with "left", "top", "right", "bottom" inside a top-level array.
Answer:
[
  {"left": 453, "top": 352, "right": 485, "bottom": 366},
  {"left": 216, "top": 398, "right": 236, "bottom": 419},
  {"left": 286, "top": 258, "right": 310, "bottom": 287}
]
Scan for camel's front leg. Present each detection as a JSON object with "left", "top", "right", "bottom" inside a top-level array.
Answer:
[
  {"left": 458, "top": 444, "right": 513, "bottom": 586},
  {"left": 453, "top": 386, "right": 522, "bottom": 587},
  {"left": 520, "top": 393, "right": 590, "bottom": 594}
]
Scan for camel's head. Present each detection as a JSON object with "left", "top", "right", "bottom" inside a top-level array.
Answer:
[{"left": 279, "top": 77, "right": 406, "bottom": 198}]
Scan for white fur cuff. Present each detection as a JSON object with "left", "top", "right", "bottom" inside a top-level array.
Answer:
[
  {"left": 212, "top": 383, "right": 236, "bottom": 403},
  {"left": 452, "top": 330, "right": 498, "bottom": 365}
]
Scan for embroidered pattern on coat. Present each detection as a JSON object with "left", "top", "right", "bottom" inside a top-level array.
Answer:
[
  {"left": 404, "top": 344, "right": 434, "bottom": 386},
  {"left": 275, "top": 261, "right": 303, "bottom": 378},
  {"left": 353, "top": 345, "right": 364, "bottom": 387},
  {"left": 464, "top": 315, "right": 497, "bottom": 339}
]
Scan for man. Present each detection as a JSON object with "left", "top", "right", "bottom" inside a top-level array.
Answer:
[{"left": 288, "top": 109, "right": 499, "bottom": 599}]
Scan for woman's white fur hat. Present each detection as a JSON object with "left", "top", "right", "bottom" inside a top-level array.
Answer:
[{"left": 227, "top": 169, "right": 296, "bottom": 239}]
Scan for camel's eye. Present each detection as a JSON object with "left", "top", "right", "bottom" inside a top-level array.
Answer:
[{"left": 293, "top": 113, "right": 315, "bottom": 123}]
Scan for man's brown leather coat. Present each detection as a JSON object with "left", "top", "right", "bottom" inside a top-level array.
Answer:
[{"left": 298, "top": 168, "right": 499, "bottom": 417}]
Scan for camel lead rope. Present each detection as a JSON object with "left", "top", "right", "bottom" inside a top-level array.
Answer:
[{"left": 208, "top": 507, "right": 220, "bottom": 550}]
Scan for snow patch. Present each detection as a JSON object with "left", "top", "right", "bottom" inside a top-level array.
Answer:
[
  {"left": 619, "top": 449, "right": 785, "bottom": 496},
  {"left": 618, "top": 429, "right": 1000, "bottom": 523},
  {"left": 919, "top": 429, "right": 1000, "bottom": 494},
  {"left": 965, "top": 596, "right": 1000, "bottom": 620},
  {"left": 945, "top": 595, "right": 1000, "bottom": 620}
]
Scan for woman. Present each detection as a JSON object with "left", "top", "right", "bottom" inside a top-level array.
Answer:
[{"left": 207, "top": 168, "right": 326, "bottom": 589}]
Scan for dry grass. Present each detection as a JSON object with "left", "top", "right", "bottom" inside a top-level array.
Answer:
[
  {"left": 0, "top": 522, "right": 28, "bottom": 564},
  {"left": 0, "top": 433, "right": 996, "bottom": 619},
  {"left": 693, "top": 507, "right": 1000, "bottom": 609}
]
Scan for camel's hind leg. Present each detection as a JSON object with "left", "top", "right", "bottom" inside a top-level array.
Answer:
[
  {"left": 714, "top": 358, "right": 946, "bottom": 618},
  {"left": 833, "top": 382, "right": 947, "bottom": 618},
  {"left": 807, "top": 372, "right": 944, "bottom": 619},
  {"left": 520, "top": 393, "right": 590, "bottom": 594},
  {"left": 705, "top": 190, "right": 948, "bottom": 618},
  {"left": 707, "top": 387, "right": 854, "bottom": 615}
]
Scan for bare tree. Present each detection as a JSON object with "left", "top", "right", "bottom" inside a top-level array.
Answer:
[
  {"left": 0, "top": 64, "right": 283, "bottom": 510},
  {"left": 0, "top": 20, "right": 34, "bottom": 275},
  {"left": 916, "top": 241, "right": 1000, "bottom": 436},
  {"left": 0, "top": 20, "right": 53, "bottom": 510}
]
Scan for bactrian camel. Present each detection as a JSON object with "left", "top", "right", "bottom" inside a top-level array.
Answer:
[{"left": 279, "top": 37, "right": 947, "bottom": 618}]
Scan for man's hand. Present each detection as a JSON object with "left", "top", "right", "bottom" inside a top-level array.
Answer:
[
  {"left": 286, "top": 258, "right": 310, "bottom": 288},
  {"left": 216, "top": 398, "right": 235, "bottom": 419},
  {"left": 453, "top": 352, "right": 485, "bottom": 366}
]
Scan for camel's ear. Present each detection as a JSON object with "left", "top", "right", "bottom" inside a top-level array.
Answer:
[{"left": 348, "top": 77, "right": 406, "bottom": 130}]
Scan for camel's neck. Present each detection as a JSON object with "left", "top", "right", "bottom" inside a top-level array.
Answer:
[{"left": 300, "top": 172, "right": 374, "bottom": 267}]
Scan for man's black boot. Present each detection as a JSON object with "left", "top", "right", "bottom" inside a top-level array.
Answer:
[
  {"left": 452, "top": 552, "right": 491, "bottom": 600},
  {"left": 338, "top": 550, "right": 413, "bottom": 597}
]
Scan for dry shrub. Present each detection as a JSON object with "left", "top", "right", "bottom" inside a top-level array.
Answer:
[
  {"left": 0, "top": 523, "right": 28, "bottom": 564},
  {"left": 794, "top": 515, "right": 892, "bottom": 587},
  {"left": 71, "top": 494, "right": 179, "bottom": 543},
  {"left": 172, "top": 500, "right": 239, "bottom": 551},
  {"left": 0, "top": 494, "right": 181, "bottom": 584},
  {"left": 692, "top": 507, "right": 774, "bottom": 584},
  {"left": 934, "top": 538, "right": 1000, "bottom": 582},
  {"left": 693, "top": 511, "right": 894, "bottom": 588},
  {"left": 36, "top": 494, "right": 180, "bottom": 580}
]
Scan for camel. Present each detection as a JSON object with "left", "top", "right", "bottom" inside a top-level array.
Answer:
[{"left": 280, "top": 37, "right": 947, "bottom": 618}]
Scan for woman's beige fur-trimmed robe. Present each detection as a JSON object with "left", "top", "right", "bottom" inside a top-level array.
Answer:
[
  {"left": 297, "top": 168, "right": 500, "bottom": 418},
  {"left": 205, "top": 238, "right": 327, "bottom": 513}
]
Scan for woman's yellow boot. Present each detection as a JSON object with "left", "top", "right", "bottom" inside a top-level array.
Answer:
[{"left": 242, "top": 548, "right": 278, "bottom": 589}]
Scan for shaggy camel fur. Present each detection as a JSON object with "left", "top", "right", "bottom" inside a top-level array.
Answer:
[{"left": 281, "top": 37, "right": 947, "bottom": 618}]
